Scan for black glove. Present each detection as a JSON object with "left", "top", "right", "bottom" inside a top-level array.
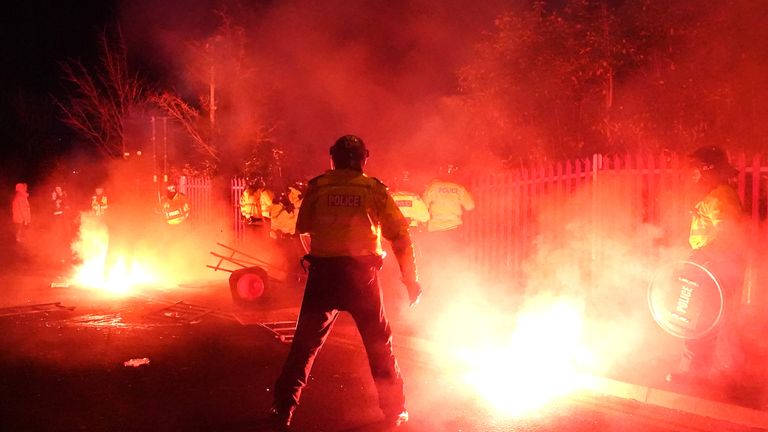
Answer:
[{"left": 403, "top": 280, "right": 422, "bottom": 307}]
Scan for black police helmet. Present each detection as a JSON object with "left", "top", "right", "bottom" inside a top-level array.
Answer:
[
  {"left": 689, "top": 146, "right": 738, "bottom": 177},
  {"left": 330, "top": 135, "right": 369, "bottom": 170}
]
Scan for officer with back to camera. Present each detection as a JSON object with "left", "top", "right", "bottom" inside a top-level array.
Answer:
[
  {"left": 391, "top": 170, "right": 430, "bottom": 231},
  {"left": 269, "top": 135, "right": 422, "bottom": 430},
  {"left": 422, "top": 164, "right": 475, "bottom": 234}
]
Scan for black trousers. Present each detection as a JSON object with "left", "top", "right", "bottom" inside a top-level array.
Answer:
[{"left": 273, "top": 255, "right": 405, "bottom": 416}]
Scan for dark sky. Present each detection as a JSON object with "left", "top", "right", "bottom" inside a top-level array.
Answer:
[
  {"left": 0, "top": 1, "right": 115, "bottom": 182},
  {"left": 1, "top": 1, "right": 114, "bottom": 93},
  {"left": 0, "top": 0, "right": 506, "bottom": 188}
]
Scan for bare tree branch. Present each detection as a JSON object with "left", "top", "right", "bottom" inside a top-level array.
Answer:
[
  {"left": 55, "top": 28, "right": 149, "bottom": 158},
  {"left": 153, "top": 92, "right": 219, "bottom": 161}
]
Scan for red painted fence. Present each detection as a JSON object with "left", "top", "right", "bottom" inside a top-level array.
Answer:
[
  {"left": 466, "top": 152, "right": 768, "bottom": 305},
  {"left": 179, "top": 176, "right": 215, "bottom": 225}
]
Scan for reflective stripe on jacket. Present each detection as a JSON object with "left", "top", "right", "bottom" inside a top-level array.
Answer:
[{"left": 163, "top": 193, "right": 190, "bottom": 225}]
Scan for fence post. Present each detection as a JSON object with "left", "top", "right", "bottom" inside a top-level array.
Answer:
[
  {"left": 232, "top": 178, "right": 245, "bottom": 246},
  {"left": 590, "top": 154, "right": 602, "bottom": 291}
]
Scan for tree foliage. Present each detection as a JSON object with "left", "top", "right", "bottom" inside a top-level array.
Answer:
[
  {"left": 458, "top": 0, "right": 768, "bottom": 164},
  {"left": 154, "top": 11, "right": 279, "bottom": 180},
  {"left": 55, "top": 29, "right": 150, "bottom": 158}
]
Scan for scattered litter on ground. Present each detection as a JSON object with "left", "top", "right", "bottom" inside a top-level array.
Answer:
[
  {"left": 0, "top": 302, "right": 75, "bottom": 318},
  {"left": 143, "top": 301, "right": 226, "bottom": 325},
  {"left": 258, "top": 321, "right": 297, "bottom": 344},
  {"left": 50, "top": 277, "right": 70, "bottom": 288},
  {"left": 68, "top": 313, "right": 129, "bottom": 328},
  {"left": 123, "top": 357, "right": 150, "bottom": 367}
]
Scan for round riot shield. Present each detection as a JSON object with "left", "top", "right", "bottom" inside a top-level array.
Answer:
[{"left": 648, "top": 260, "right": 724, "bottom": 340}]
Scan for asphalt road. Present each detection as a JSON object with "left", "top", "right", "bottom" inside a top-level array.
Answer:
[{"left": 0, "top": 252, "right": 761, "bottom": 432}]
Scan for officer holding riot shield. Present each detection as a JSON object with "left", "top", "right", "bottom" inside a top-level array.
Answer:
[{"left": 664, "top": 146, "right": 747, "bottom": 385}]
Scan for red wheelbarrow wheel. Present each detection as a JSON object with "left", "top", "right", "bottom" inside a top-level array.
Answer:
[{"left": 229, "top": 266, "right": 269, "bottom": 306}]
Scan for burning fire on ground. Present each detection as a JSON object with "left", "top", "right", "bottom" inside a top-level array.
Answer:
[
  {"left": 70, "top": 214, "right": 162, "bottom": 294},
  {"left": 456, "top": 299, "right": 596, "bottom": 417},
  {"left": 425, "top": 287, "right": 605, "bottom": 418}
]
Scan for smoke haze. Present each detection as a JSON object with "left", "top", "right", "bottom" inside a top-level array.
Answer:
[
  {"left": 4, "top": 0, "right": 760, "bottom": 418},
  {"left": 118, "top": 0, "right": 510, "bottom": 182}
]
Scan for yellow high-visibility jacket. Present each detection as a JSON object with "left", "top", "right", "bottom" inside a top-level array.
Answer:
[
  {"left": 91, "top": 194, "right": 108, "bottom": 216},
  {"left": 270, "top": 186, "right": 305, "bottom": 236},
  {"left": 297, "top": 169, "right": 417, "bottom": 283},
  {"left": 240, "top": 188, "right": 260, "bottom": 220},
  {"left": 259, "top": 188, "right": 275, "bottom": 218},
  {"left": 689, "top": 184, "right": 742, "bottom": 250},
  {"left": 423, "top": 179, "right": 475, "bottom": 232},
  {"left": 269, "top": 204, "right": 296, "bottom": 235},
  {"left": 162, "top": 193, "right": 190, "bottom": 225},
  {"left": 240, "top": 187, "right": 274, "bottom": 220},
  {"left": 297, "top": 169, "right": 409, "bottom": 257},
  {"left": 391, "top": 190, "right": 430, "bottom": 227}
]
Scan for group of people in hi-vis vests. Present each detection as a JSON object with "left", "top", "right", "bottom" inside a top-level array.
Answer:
[
  {"left": 239, "top": 179, "right": 307, "bottom": 240},
  {"left": 236, "top": 164, "right": 476, "bottom": 247},
  {"left": 389, "top": 166, "right": 475, "bottom": 244}
]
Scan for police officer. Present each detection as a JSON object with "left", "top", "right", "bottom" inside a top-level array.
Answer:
[
  {"left": 666, "top": 145, "right": 746, "bottom": 385},
  {"left": 391, "top": 171, "right": 430, "bottom": 230},
  {"left": 51, "top": 184, "right": 71, "bottom": 262},
  {"left": 268, "top": 182, "right": 305, "bottom": 238},
  {"left": 269, "top": 135, "right": 422, "bottom": 429},
  {"left": 240, "top": 184, "right": 263, "bottom": 225},
  {"left": 160, "top": 182, "right": 190, "bottom": 225},
  {"left": 91, "top": 187, "right": 108, "bottom": 217},
  {"left": 240, "top": 179, "right": 275, "bottom": 226},
  {"left": 421, "top": 165, "right": 475, "bottom": 265},
  {"left": 51, "top": 185, "right": 68, "bottom": 217},
  {"left": 422, "top": 165, "right": 475, "bottom": 234}
]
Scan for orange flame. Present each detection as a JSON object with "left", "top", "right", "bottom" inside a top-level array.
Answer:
[
  {"left": 457, "top": 299, "right": 595, "bottom": 417},
  {"left": 71, "top": 214, "right": 161, "bottom": 295},
  {"left": 422, "top": 282, "right": 601, "bottom": 419}
]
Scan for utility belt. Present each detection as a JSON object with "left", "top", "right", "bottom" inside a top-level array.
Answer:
[{"left": 300, "top": 254, "right": 383, "bottom": 272}]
